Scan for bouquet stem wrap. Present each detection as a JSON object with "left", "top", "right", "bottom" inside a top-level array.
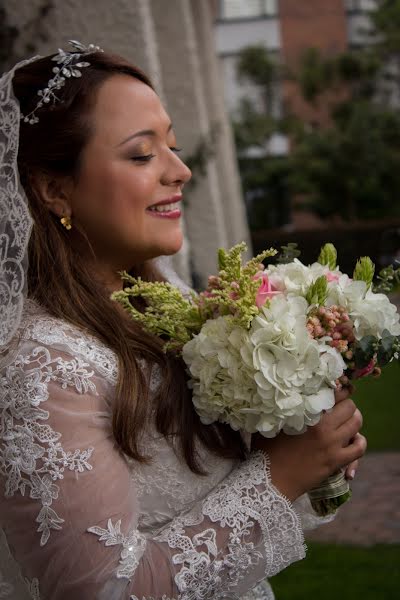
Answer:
[{"left": 308, "top": 470, "right": 352, "bottom": 516}]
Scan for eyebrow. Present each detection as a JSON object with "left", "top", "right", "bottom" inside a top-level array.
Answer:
[{"left": 117, "top": 123, "right": 173, "bottom": 147}]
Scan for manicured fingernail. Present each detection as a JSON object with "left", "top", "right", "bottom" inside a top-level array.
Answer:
[{"left": 348, "top": 469, "right": 356, "bottom": 480}]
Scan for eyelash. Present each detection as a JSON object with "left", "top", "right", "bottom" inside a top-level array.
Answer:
[{"left": 131, "top": 147, "right": 182, "bottom": 163}]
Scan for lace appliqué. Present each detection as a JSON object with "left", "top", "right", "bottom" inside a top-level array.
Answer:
[
  {"left": 0, "top": 59, "right": 35, "bottom": 347},
  {"left": 154, "top": 452, "right": 304, "bottom": 599},
  {"left": 24, "top": 577, "right": 40, "bottom": 600},
  {"left": 242, "top": 581, "right": 275, "bottom": 600},
  {"left": 21, "top": 301, "right": 118, "bottom": 385},
  {"left": 0, "top": 346, "right": 94, "bottom": 545},
  {"left": 130, "top": 596, "right": 176, "bottom": 600},
  {"left": 88, "top": 519, "right": 147, "bottom": 579},
  {"left": 131, "top": 433, "right": 235, "bottom": 532}
]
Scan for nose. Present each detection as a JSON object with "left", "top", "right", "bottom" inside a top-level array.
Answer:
[{"left": 163, "top": 150, "right": 192, "bottom": 187}]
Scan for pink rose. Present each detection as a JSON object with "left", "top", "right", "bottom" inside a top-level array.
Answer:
[
  {"left": 254, "top": 273, "right": 281, "bottom": 308},
  {"left": 326, "top": 271, "right": 340, "bottom": 283}
]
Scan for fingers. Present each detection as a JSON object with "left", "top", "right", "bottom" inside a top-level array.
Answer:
[
  {"left": 337, "top": 408, "right": 363, "bottom": 446},
  {"left": 345, "top": 459, "right": 359, "bottom": 480},
  {"left": 334, "top": 386, "right": 352, "bottom": 403},
  {"left": 339, "top": 433, "right": 367, "bottom": 468},
  {"left": 325, "top": 397, "right": 357, "bottom": 429}
]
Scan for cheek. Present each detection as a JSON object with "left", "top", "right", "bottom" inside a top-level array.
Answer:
[{"left": 74, "top": 163, "right": 151, "bottom": 226}]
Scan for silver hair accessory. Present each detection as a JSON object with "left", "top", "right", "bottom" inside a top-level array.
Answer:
[{"left": 21, "top": 40, "right": 103, "bottom": 124}]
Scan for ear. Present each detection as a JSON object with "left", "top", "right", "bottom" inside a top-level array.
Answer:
[{"left": 35, "top": 173, "right": 74, "bottom": 218}]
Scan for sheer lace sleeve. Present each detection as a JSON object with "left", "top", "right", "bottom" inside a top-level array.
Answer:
[{"left": 0, "top": 331, "right": 306, "bottom": 600}]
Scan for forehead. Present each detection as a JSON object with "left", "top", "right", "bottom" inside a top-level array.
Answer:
[{"left": 90, "top": 74, "right": 171, "bottom": 144}]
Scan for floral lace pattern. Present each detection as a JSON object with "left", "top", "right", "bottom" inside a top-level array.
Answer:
[
  {"left": 0, "top": 58, "right": 36, "bottom": 347},
  {"left": 153, "top": 453, "right": 305, "bottom": 599},
  {"left": 88, "top": 519, "right": 147, "bottom": 579},
  {"left": 24, "top": 577, "right": 40, "bottom": 600},
  {"left": 131, "top": 433, "right": 235, "bottom": 532},
  {"left": 21, "top": 300, "right": 118, "bottom": 386},
  {"left": 0, "top": 345, "right": 94, "bottom": 545}
]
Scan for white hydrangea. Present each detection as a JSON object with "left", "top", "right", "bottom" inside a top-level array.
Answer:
[
  {"left": 266, "top": 259, "right": 336, "bottom": 296},
  {"left": 326, "top": 278, "right": 400, "bottom": 339},
  {"left": 182, "top": 295, "right": 346, "bottom": 438}
]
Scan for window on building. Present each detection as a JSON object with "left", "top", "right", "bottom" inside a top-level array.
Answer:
[
  {"left": 220, "top": 0, "right": 278, "bottom": 20},
  {"left": 345, "top": 0, "right": 378, "bottom": 12}
]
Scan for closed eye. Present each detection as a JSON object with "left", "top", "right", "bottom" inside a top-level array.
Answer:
[{"left": 130, "top": 154, "right": 155, "bottom": 162}]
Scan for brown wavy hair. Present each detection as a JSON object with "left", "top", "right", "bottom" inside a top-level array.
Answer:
[{"left": 13, "top": 50, "right": 246, "bottom": 473}]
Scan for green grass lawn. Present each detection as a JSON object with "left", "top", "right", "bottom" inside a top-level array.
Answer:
[
  {"left": 270, "top": 543, "right": 400, "bottom": 600},
  {"left": 353, "top": 360, "right": 400, "bottom": 451}
]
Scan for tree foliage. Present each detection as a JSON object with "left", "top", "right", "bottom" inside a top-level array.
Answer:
[{"left": 234, "top": 1, "right": 400, "bottom": 226}]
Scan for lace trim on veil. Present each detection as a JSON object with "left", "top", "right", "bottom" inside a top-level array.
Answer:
[{"left": 0, "top": 58, "right": 39, "bottom": 348}]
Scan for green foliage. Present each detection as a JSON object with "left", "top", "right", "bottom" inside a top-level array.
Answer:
[
  {"left": 112, "top": 244, "right": 277, "bottom": 351},
  {"left": 318, "top": 243, "right": 337, "bottom": 270},
  {"left": 354, "top": 360, "right": 400, "bottom": 451},
  {"left": 305, "top": 275, "right": 328, "bottom": 306},
  {"left": 236, "top": 44, "right": 277, "bottom": 89},
  {"left": 353, "top": 256, "right": 375, "bottom": 288},
  {"left": 372, "top": 0, "right": 400, "bottom": 55},
  {"left": 374, "top": 263, "right": 400, "bottom": 293},
  {"left": 234, "top": 4, "right": 400, "bottom": 225},
  {"left": 297, "top": 47, "right": 336, "bottom": 102},
  {"left": 290, "top": 100, "right": 400, "bottom": 220},
  {"left": 277, "top": 242, "right": 301, "bottom": 264},
  {"left": 111, "top": 276, "right": 202, "bottom": 351},
  {"left": 271, "top": 543, "right": 400, "bottom": 599}
]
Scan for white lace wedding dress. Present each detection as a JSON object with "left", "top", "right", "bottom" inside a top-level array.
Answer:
[{"left": 0, "top": 299, "right": 333, "bottom": 600}]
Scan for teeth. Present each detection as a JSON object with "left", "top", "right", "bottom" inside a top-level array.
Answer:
[{"left": 149, "top": 202, "right": 179, "bottom": 212}]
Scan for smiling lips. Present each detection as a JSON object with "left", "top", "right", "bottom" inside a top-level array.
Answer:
[{"left": 147, "top": 194, "right": 182, "bottom": 219}]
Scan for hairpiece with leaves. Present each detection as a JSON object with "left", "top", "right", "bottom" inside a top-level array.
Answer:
[{"left": 21, "top": 40, "right": 103, "bottom": 124}]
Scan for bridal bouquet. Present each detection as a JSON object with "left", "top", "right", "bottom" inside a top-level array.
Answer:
[{"left": 112, "top": 243, "right": 400, "bottom": 515}]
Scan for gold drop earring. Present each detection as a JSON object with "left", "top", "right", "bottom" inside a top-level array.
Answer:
[{"left": 60, "top": 215, "right": 72, "bottom": 231}]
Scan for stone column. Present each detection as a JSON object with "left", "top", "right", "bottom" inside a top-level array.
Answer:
[
  {"left": 190, "top": 0, "right": 252, "bottom": 255},
  {"left": 151, "top": 0, "right": 235, "bottom": 285}
]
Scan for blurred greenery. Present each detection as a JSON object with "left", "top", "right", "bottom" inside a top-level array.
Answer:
[
  {"left": 234, "top": 0, "right": 400, "bottom": 227},
  {"left": 353, "top": 359, "right": 400, "bottom": 451},
  {"left": 271, "top": 543, "right": 400, "bottom": 599}
]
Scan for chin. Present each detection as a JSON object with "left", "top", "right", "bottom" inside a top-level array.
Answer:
[{"left": 154, "top": 232, "right": 184, "bottom": 257}]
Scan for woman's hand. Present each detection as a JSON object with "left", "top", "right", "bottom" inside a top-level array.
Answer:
[
  {"left": 252, "top": 386, "right": 367, "bottom": 502},
  {"left": 334, "top": 385, "right": 360, "bottom": 481}
]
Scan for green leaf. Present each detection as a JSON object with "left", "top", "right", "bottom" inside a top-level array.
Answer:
[
  {"left": 353, "top": 257, "right": 375, "bottom": 289},
  {"left": 218, "top": 248, "right": 227, "bottom": 270},
  {"left": 306, "top": 275, "right": 328, "bottom": 305},
  {"left": 318, "top": 243, "right": 337, "bottom": 270},
  {"left": 277, "top": 243, "right": 301, "bottom": 264}
]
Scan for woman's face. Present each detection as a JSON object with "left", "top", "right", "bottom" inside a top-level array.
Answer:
[{"left": 69, "top": 74, "right": 192, "bottom": 277}]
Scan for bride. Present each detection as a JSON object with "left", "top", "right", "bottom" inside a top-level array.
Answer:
[{"left": 0, "top": 42, "right": 366, "bottom": 599}]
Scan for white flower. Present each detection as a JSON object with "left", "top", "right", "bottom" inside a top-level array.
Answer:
[
  {"left": 266, "top": 259, "right": 332, "bottom": 296},
  {"left": 327, "top": 278, "right": 400, "bottom": 339},
  {"left": 182, "top": 296, "right": 345, "bottom": 438},
  {"left": 349, "top": 288, "right": 400, "bottom": 339}
]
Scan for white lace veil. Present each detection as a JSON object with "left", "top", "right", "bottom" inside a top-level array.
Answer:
[{"left": 0, "top": 57, "right": 39, "bottom": 348}]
